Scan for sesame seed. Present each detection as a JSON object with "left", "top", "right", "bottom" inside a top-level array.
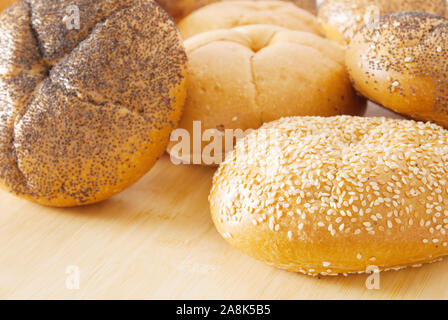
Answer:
[{"left": 212, "top": 115, "right": 448, "bottom": 275}]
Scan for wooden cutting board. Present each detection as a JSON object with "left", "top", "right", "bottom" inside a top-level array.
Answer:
[{"left": 1, "top": 103, "right": 448, "bottom": 299}]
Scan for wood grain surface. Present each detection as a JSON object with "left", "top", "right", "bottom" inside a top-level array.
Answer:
[{"left": 0, "top": 103, "right": 447, "bottom": 299}]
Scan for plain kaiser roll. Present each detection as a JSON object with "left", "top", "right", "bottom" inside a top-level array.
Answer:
[
  {"left": 318, "top": 0, "right": 447, "bottom": 45},
  {"left": 167, "top": 25, "right": 366, "bottom": 165},
  {"left": 346, "top": 12, "right": 448, "bottom": 128},
  {"left": 178, "top": 1, "right": 321, "bottom": 39},
  {"left": 157, "top": 0, "right": 317, "bottom": 23},
  {"left": 210, "top": 116, "right": 448, "bottom": 276},
  {"left": 0, "top": 0, "right": 187, "bottom": 207}
]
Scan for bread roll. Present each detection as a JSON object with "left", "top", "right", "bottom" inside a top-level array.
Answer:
[
  {"left": 346, "top": 12, "right": 448, "bottom": 128},
  {"left": 318, "top": 0, "right": 447, "bottom": 45},
  {"left": 157, "top": 0, "right": 317, "bottom": 22},
  {"left": 178, "top": 1, "right": 321, "bottom": 39},
  {"left": 167, "top": 25, "right": 365, "bottom": 166},
  {"left": 210, "top": 116, "right": 448, "bottom": 276},
  {"left": 156, "top": 0, "right": 215, "bottom": 22},
  {"left": 0, "top": 0, "right": 187, "bottom": 207},
  {"left": 0, "top": 0, "right": 16, "bottom": 12}
]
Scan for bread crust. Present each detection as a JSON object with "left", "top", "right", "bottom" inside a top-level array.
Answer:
[
  {"left": 178, "top": 0, "right": 321, "bottom": 39},
  {"left": 318, "top": 0, "right": 447, "bottom": 45},
  {"left": 210, "top": 116, "right": 448, "bottom": 275},
  {"left": 0, "top": 0, "right": 187, "bottom": 206},
  {"left": 0, "top": 0, "right": 16, "bottom": 12},
  {"left": 157, "top": 0, "right": 317, "bottom": 22},
  {"left": 346, "top": 12, "right": 448, "bottom": 128},
  {"left": 168, "top": 25, "right": 366, "bottom": 165}
]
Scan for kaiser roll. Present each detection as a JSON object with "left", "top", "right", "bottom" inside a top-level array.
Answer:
[
  {"left": 167, "top": 25, "right": 366, "bottom": 166},
  {"left": 0, "top": 0, "right": 187, "bottom": 207}
]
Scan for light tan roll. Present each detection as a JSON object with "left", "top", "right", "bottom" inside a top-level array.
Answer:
[
  {"left": 157, "top": 0, "right": 317, "bottom": 22},
  {"left": 178, "top": 1, "right": 321, "bottom": 39},
  {"left": 210, "top": 116, "right": 448, "bottom": 276},
  {"left": 168, "top": 25, "right": 365, "bottom": 166}
]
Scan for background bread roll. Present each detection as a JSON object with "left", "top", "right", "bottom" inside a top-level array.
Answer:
[
  {"left": 0, "top": 0, "right": 16, "bottom": 12},
  {"left": 157, "top": 0, "right": 317, "bottom": 22},
  {"left": 156, "top": 0, "right": 214, "bottom": 22},
  {"left": 318, "top": 0, "right": 447, "bottom": 45},
  {"left": 0, "top": 0, "right": 187, "bottom": 207},
  {"left": 178, "top": 0, "right": 321, "bottom": 39},
  {"left": 210, "top": 116, "right": 448, "bottom": 276},
  {"left": 168, "top": 25, "right": 365, "bottom": 165},
  {"left": 346, "top": 12, "right": 448, "bottom": 128}
]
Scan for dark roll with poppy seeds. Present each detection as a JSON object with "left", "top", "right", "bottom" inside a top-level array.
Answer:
[
  {"left": 0, "top": 0, "right": 187, "bottom": 207},
  {"left": 318, "top": 0, "right": 447, "bottom": 45},
  {"left": 346, "top": 12, "right": 448, "bottom": 128}
]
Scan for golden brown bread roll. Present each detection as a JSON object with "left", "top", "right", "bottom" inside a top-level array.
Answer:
[
  {"left": 0, "top": 0, "right": 16, "bottom": 12},
  {"left": 0, "top": 0, "right": 187, "bottom": 207},
  {"left": 156, "top": 0, "right": 214, "bottom": 22},
  {"left": 346, "top": 12, "right": 448, "bottom": 128},
  {"left": 318, "top": 0, "right": 447, "bottom": 45},
  {"left": 210, "top": 116, "right": 448, "bottom": 276},
  {"left": 178, "top": 1, "right": 321, "bottom": 39},
  {"left": 168, "top": 25, "right": 365, "bottom": 166},
  {"left": 157, "top": 0, "right": 317, "bottom": 22}
]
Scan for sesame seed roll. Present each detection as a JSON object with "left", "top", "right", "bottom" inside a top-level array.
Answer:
[{"left": 210, "top": 116, "right": 448, "bottom": 276}]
